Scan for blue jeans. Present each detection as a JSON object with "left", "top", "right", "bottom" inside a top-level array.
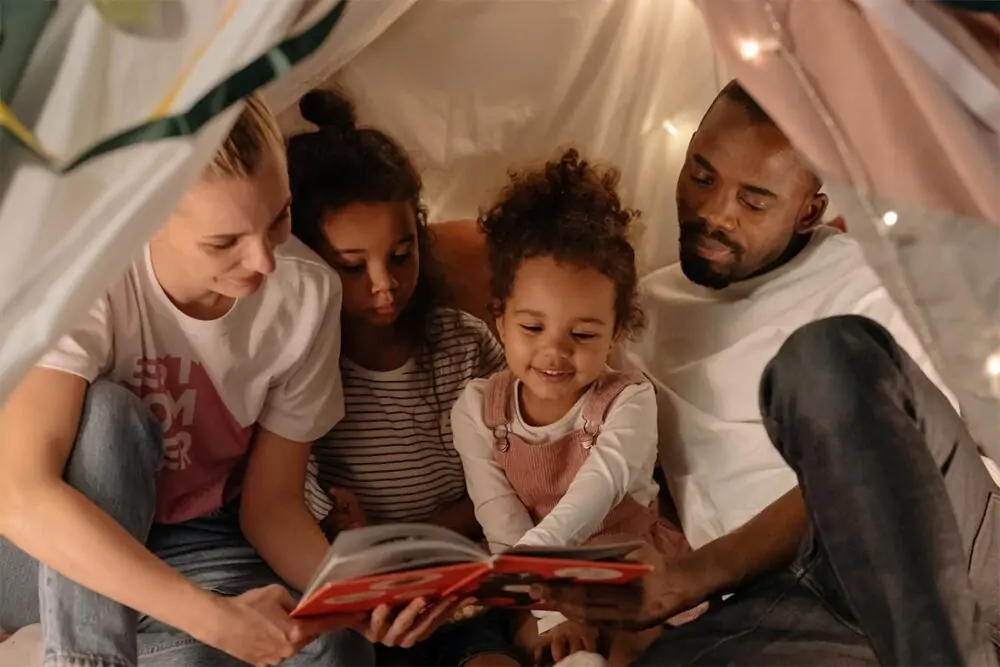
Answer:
[
  {"left": 0, "top": 381, "right": 374, "bottom": 667},
  {"left": 637, "top": 316, "right": 1000, "bottom": 666}
]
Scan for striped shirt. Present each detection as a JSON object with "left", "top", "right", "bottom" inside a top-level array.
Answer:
[{"left": 305, "top": 308, "right": 505, "bottom": 523}]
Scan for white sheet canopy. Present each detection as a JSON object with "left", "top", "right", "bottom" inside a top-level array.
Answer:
[{"left": 0, "top": 0, "right": 997, "bottom": 458}]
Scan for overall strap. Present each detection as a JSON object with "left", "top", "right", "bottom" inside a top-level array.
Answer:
[
  {"left": 482, "top": 371, "right": 515, "bottom": 452},
  {"left": 578, "top": 370, "right": 649, "bottom": 449}
]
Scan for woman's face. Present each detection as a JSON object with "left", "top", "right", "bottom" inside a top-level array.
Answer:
[
  {"left": 321, "top": 201, "right": 420, "bottom": 329},
  {"left": 157, "top": 151, "right": 292, "bottom": 301}
]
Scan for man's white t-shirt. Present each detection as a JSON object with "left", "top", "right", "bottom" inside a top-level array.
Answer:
[
  {"left": 622, "top": 226, "right": 986, "bottom": 549},
  {"left": 38, "top": 236, "right": 344, "bottom": 525}
]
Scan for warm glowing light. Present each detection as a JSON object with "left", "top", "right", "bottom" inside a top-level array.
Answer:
[
  {"left": 662, "top": 120, "right": 679, "bottom": 136},
  {"left": 739, "top": 39, "right": 762, "bottom": 61},
  {"left": 987, "top": 353, "right": 1000, "bottom": 378},
  {"left": 882, "top": 211, "right": 898, "bottom": 227}
]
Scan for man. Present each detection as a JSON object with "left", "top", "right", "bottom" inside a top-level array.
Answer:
[{"left": 535, "top": 81, "right": 1000, "bottom": 665}]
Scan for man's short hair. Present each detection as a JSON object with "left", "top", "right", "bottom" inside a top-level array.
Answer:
[{"left": 706, "top": 80, "right": 774, "bottom": 125}]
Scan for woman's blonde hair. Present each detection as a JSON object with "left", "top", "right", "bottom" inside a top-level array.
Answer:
[{"left": 206, "top": 93, "right": 284, "bottom": 178}]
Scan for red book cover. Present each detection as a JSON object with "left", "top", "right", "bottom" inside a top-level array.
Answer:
[{"left": 291, "top": 524, "right": 650, "bottom": 618}]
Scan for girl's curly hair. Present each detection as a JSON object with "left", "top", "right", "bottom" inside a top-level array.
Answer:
[{"left": 478, "top": 148, "right": 645, "bottom": 338}]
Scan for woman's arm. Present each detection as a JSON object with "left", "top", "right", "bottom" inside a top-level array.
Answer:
[
  {"left": 517, "top": 382, "right": 656, "bottom": 548},
  {"left": 241, "top": 428, "right": 330, "bottom": 593},
  {"left": 0, "top": 368, "right": 225, "bottom": 638},
  {"left": 451, "top": 384, "right": 536, "bottom": 552}
]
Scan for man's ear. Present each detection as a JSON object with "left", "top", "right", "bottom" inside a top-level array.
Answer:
[{"left": 795, "top": 192, "right": 829, "bottom": 234}]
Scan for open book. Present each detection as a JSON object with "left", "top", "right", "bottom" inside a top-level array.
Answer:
[{"left": 291, "top": 524, "right": 650, "bottom": 617}]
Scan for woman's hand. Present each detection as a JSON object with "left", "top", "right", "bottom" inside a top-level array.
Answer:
[
  {"left": 360, "top": 597, "right": 473, "bottom": 648},
  {"left": 197, "top": 585, "right": 367, "bottom": 667}
]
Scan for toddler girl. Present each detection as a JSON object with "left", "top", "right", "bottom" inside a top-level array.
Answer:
[
  {"left": 452, "top": 149, "right": 696, "bottom": 666},
  {"left": 287, "top": 89, "right": 519, "bottom": 667}
]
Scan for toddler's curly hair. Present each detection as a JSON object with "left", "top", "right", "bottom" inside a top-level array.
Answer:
[{"left": 479, "top": 148, "right": 645, "bottom": 338}]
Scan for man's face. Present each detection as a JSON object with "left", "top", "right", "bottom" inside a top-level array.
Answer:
[{"left": 676, "top": 98, "right": 826, "bottom": 289}]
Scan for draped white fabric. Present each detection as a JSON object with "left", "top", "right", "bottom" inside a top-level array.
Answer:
[
  {"left": 1, "top": 0, "right": 997, "bottom": 464},
  {"left": 0, "top": 0, "right": 337, "bottom": 402},
  {"left": 279, "top": 0, "right": 724, "bottom": 275}
]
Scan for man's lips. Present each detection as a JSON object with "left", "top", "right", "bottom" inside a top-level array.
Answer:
[{"left": 693, "top": 236, "right": 734, "bottom": 262}]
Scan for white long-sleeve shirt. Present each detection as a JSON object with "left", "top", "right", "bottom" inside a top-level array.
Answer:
[{"left": 451, "top": 376, "right": 660, "bottom": 553}]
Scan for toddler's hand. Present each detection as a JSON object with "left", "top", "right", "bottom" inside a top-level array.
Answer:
[{"left": 544, "top": 620, "right": 599, "bottom": 665}]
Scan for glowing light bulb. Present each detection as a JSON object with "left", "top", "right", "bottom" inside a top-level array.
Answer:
[
  {"left": 662, "top": 120, "right": 679, "bottom": 136},
  {"left": 987, "top": 353, "right": 1000, "bottom": 378},
  {"left": 882, "top": 211, "right": 898, "bottom": 227},
  {"left": 739, "top": 39, "right": 762, "bottom": 61}
]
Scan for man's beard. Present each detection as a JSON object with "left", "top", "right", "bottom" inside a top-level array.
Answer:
[{"left": 678, "top": 220, "right": 743, "bottom": 290}]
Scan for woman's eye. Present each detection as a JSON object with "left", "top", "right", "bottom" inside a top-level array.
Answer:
[
  {"left": 390, "top": 252, "right": 411, "bottom": 265},
  {"left": 207, "top": 239, "right": 237, "bottom": 251}
]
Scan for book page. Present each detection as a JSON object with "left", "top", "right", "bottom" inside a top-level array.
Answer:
[
  {"left": 302, "top": 523, "right": 488, "bottom": 600},
  {"left": 506, "top": 539, "right": 645, "bottom": 562}
]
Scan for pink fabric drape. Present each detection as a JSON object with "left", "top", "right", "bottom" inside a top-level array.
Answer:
[
  {"left": 693, "top": 0, "right": 999, "bottom": 223},
  {"left": 694, "top": 0, "right": 1000, "bottom": 458}
]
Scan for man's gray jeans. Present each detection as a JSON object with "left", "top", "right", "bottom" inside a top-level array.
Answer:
[{"left": 637, "top": 315, "right": 1000, "bottom": 666}]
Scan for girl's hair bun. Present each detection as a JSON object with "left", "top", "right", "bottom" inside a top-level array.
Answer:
[{"left": 299, "top": 88, "right": 357, "bottom": 132}]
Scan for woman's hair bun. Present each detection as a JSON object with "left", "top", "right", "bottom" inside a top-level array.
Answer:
[{"left": 299, "top": 88, "right": 357, "bottom": 132}]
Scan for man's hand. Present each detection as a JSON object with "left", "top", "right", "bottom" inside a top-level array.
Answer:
[
  {"left": 360, "top": 597, "right": 472, "bottom": 648},
  {"left": 196, "top": 585, "right": 366, "bottom": 667},
  {"left": 320, "top": 488, "right": 367, "bottom": 540},
  {"left": 530, "top": 543, "right": 709, "bottom": 631}
]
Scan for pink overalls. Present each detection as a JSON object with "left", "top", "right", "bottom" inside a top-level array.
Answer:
[{"left": 482, "top": 369, "right": 690, "bottom": 558}]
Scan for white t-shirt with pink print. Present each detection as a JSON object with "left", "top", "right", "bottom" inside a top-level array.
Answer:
[{"left": 38, "top": 235, "right": 344, "bottom": 525}]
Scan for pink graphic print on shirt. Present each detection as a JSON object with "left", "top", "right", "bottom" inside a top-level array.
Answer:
[{"left": 125, "top": 356, "right": 253, "bottom": 524}]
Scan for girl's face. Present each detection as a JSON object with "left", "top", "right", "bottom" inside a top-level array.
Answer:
[
  {"left": 322, "top": 202, "right": 420, "bottom": 329},
  {"left": 155, "top": 151, "right": 291, "bottom": 302},
  {"left": 497, "top": 255, "right": 618, "bottom": 423}
]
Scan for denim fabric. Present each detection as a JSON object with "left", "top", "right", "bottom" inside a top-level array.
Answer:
[
  {"left": 638, "top": 316, "right": 999, "bottom": 666},
  {"left": 0, "top": 380, "right": 373, "bottom": 667}
]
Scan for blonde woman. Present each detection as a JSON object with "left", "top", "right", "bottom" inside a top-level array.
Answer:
[{"left": 0, "top": 96, "right": 453, "bottom": 667}]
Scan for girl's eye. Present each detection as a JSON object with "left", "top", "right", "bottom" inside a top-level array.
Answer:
[
  {"left": 572, "top": 332, "right": 598, "bottom": 341},
  {"left": 519, "top": 324, "right": 542, "bottom": 334},
  {"left": 390, "top": 252, "right": 411, "bottom": 265},
  {"left": 339, "top": 264, "right": 366, "bottom": 275}
]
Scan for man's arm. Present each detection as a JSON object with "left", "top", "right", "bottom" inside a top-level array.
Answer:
[
  {"left": 679, "top": 487, "right": 807, "bottom": 603},
  {"left": 532, "top": 487, "right": 807, "bottom": 629},
  {"left": 0, "top": 368, "right": 227, "bottom": 637},
  {"left": 241, "top": 428, "right": 330, "bottom": 593}
]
